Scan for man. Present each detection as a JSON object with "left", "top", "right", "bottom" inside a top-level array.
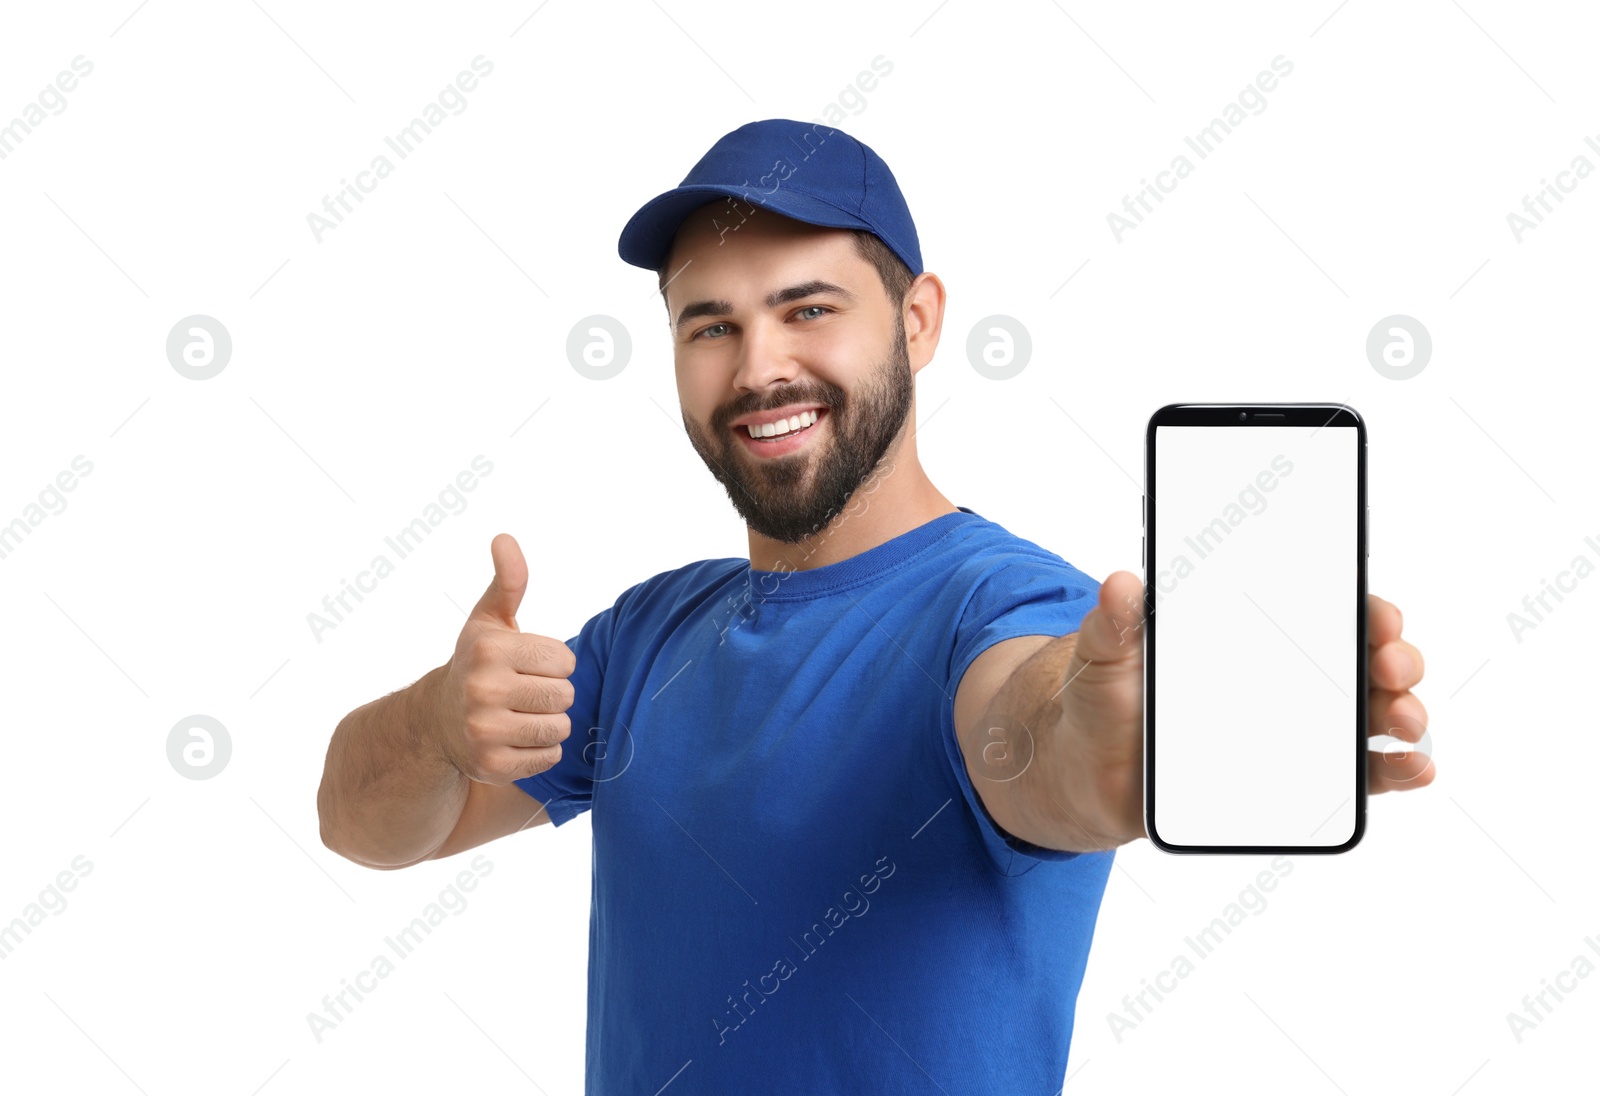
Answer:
[{"left": 317, "top": 118, "right": 1433, "bottom": 1091}]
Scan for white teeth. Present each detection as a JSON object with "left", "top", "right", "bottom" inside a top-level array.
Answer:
[{"left": 747, "top": 409, "right": 818, "bottom": 439}]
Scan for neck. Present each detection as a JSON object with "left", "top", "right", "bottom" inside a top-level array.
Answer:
[{"left": 746, "top": 451, "right": 956, "bottom": 572}]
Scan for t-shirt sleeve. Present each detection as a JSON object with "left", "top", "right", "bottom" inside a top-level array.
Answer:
[
  {"left": 942, "top": 549, "right": 1102, "bottom": 875},
  {"left": 512, "top": 600, "right": 616, "bottom": 826}
]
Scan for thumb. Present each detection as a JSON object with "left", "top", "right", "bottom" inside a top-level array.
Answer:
[
  {"left": 469, "top": 533, "right": 527, "bottom": 631},
  {"left": 1070, "top": 570, "right": 1146, "bottom": 666}
]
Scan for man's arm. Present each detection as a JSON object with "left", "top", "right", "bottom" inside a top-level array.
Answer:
[
  {"left": 426, "top": 771, "right": 553, "bottom": 861},
  {"left": 947, "top": 624, "right": 1139, "bottom": 857},
  {"left": 954, "top": 574, "right": 1438, "bottom": 856},
  {"left": 317, "top": 665, "right": 475, "bottom": 869},
  {"left": 318, "top": 533, "right": 574, "bottom": 869},
  {"left": 951, "top": 579, "right": 1148, "bottom": 855},
  {"left": 317, "top": 664, "right": 559, "bottom": 868}
]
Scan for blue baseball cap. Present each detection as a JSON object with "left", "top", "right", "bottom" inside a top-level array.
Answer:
[{"left": 617, "top": 118, "right": 923, "bottom": 278}]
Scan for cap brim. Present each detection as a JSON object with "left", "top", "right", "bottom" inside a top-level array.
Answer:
[{"left": 618, "top": 184, "right": 873, "bottom": 271}]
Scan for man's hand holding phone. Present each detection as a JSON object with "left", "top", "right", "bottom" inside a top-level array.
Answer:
[{"left": 1051, "top": 571, "right": 1435, "bottom": 849}]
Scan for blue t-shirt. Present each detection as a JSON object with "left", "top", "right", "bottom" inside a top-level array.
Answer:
[{"left": 515, "top": 506, "right": 1114, "bottom": 1092}]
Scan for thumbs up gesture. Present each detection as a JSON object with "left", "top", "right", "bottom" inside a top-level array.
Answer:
[{"left": 433, "top": 534, "right": 576, "bottom": 785}]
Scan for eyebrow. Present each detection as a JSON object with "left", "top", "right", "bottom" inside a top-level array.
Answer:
[{"left": 673, "top": 280, "right": 856, "bottom": 334}]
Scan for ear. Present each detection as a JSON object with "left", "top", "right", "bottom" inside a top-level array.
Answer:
[{"left": 904, "top": 272, "right": 946, "bottom": 375}]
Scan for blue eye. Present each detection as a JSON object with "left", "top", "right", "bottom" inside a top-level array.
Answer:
[{"left": 692, "top": 306, "right": 831, "bottom": 341}]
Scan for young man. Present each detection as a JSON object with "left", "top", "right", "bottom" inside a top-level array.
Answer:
[{"left": 318, "top": 118, "right": 1432, "bottom": 1092}]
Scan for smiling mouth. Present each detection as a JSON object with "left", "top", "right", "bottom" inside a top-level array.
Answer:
[{"left": 735, "top": 407, "right": 829, "bottom": 443}]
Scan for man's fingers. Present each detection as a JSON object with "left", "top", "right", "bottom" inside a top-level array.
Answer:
[
  {"left": 494, "top": 711, "right": 572, "bottom": 750},
  {"left": 469, "top": 533, "right": 528, "bottom": 631},
  {"left": 1369, "top": 687, "right": 1427, "bottom": 744},
  {"left": 1072, "top": 570, "right": 1146, "bottom": 665},
  {"left": 462, "top": 629, "right": 576, "bottom": 679},
  {"left": 1371, "top": 638, "right": 1424, "bottom": 692},
  {"left": 503, "top": 670, "right": 576, "bottom": 716},
  {"left": 1367, "top": 685, "right": 1432, "bottom": 793},
  {"left": 1368, "top": 740, "right": 1435, "bottom": 793},
  {"left": 480, "top": 742, "right": 566, "bottom": 783},
  {"left": 1367, "top": 593, "right": 1403, "bottom": 649}
]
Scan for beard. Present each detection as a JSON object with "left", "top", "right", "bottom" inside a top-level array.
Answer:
[{"left": 682, "top": 313, "right": 913, "bottom": 545}]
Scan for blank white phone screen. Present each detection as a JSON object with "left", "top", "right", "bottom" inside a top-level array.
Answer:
[{"left": 1152, "top": 424, "right": 1357, "bottom": 848}]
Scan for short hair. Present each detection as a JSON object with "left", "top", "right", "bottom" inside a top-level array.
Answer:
[{"left": 657, "top": 228, "right": 915, "bottom": 313}]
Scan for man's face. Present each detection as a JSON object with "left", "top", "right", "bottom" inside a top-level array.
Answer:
[{"left": 666, "top": 204, "right": 914, "bottom": 546}]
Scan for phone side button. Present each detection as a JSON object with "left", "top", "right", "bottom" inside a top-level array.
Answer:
[
  {"left": 1141, "top": 534, "right": 1146, "bottom": 567},
  {"left": 1366, "top": 505, "right": 1370, "bottom": 557}
]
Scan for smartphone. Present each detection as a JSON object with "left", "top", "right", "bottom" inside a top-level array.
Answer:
[{"left": 1143, "top": 403, "right": 1367, "bottom": 854}]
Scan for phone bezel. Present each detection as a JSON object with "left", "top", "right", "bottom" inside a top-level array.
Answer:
[{"left": 1143, "top": 402, "right": 1368, "bottom": 854}]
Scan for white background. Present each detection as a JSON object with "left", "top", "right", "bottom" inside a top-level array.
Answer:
[{"left": 1, "top": 1, "right": 1595, "bottom": 1092}]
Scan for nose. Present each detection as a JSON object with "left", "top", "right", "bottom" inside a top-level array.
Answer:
[{"left": 730, "top": 317, "right": 797, "bottom": 394}]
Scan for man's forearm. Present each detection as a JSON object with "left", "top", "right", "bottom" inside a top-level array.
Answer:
[
  {"left": 964, "top": 633, "right": 1142, "bottom": 854},
  {"left": 317, "top": 665, "right": 469, "bottom": 869}
]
